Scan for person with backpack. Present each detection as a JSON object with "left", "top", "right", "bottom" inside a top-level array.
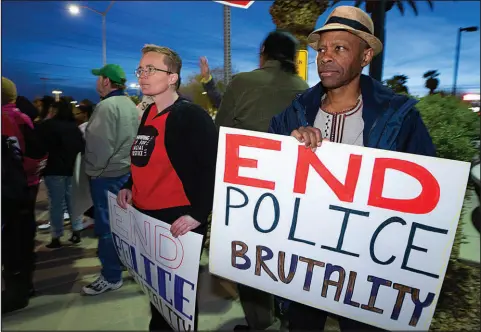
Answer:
[{"left": 1, "top": 77, "right": 47, "bottom": 313}]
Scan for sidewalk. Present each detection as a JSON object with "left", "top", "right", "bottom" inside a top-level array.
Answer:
[
  {"left": 2, "top": 227, "right": 248, "bottom": 330},
  {"left": 2, "top": 183, "right": 247, "bottom": 330}
]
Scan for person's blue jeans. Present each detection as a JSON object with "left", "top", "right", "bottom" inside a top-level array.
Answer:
[
  {"left": 44, "top": 176, "right": 83, "bottom": 238},
  {"left": 89, "top": 173, "right": 129, "bottom": 283}
]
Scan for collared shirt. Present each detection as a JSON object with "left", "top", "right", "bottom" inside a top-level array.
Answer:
[
  {"left": 313, "top": 95, "right": 364, "bottom": 146},
  {"left": 100, "top": 89, "right": 125, "bottom": 101}
]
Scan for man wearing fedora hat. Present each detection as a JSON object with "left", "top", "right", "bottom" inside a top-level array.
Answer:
[{"left": 269, "top": 5, "right": 435, "bottom": 331}]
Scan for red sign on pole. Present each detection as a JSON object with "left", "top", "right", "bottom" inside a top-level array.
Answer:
[{"left": 214, "top": 1, "right": 255, "bottom": 9}]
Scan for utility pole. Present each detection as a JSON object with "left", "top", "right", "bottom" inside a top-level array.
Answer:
[
  {"left": 102, "top": 15, "right": 107, "bottom": 65},
  {"left": 223, "top": 5, "right": 232, "bottom": 87}
]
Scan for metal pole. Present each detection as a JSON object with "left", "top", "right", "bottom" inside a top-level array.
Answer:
[
  {"left": 223, "top": 5, "right": 232, "bottom": 86},
  {"left": 102, "top": 14, "right": 107, "bottom": 65},
  {"left": 452, "top": 28, "right": 462, "bottom": 96},
  {"left": 368, "top": 0, "right": 386, "bottom": 81}
]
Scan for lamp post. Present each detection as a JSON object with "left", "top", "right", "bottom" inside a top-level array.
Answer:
[
  {"left": 452, "top": 26, "right": 479, "bottom": 96},
  {"left": 68, "top": 1, "right": 115, "bottom": 66},
  {"left": 52, "top": 90, "right": 63, "bottom": 102}
]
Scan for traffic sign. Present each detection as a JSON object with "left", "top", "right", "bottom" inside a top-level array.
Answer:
[
  {"left": 214, "top": 1, "right": 255, "bottom": 9},
  {"left": 296, "top": 49, "right": 308, "bottom": 81}
]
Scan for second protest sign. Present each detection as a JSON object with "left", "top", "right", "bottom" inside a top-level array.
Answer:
[
  {"left": 209, "top": 127, "right": 470, "bottom": 331},
  {"left": 108, "top": 192, "right": 203, "bottom": 331}
]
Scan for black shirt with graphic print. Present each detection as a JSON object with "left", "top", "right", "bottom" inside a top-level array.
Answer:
[{"left": 123, "top": 98, "right": 218, "bottom": 235}]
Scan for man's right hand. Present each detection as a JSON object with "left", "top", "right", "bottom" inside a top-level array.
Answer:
[
  {"left": 199, "top": 56, "right": 210, "bottom": 81},
  {"left": 291, "top": 126, "right": 327, "bottom": 152},
  {"left": 117, "top": 189, "right": 132, "bottom": 209}
]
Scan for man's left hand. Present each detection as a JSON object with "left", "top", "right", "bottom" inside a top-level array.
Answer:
[{"left": 171, "top": 215, "right": 201, "bottom": 238}]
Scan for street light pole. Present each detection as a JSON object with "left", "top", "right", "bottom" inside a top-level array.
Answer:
[
  {"left": 68, "top": 1, "right": 115, "bottom": 66},
  {"left": 102, "top": 15, "right": 107, "bottom": 65},
  {"left": 52, "top": 90, "right": 63, "bottom": 102},
  {"left": 452, "top": 26, "right": 479, "bottom": 96}
]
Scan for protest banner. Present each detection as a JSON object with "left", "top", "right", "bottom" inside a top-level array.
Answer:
[
  {"left": 108, "top": 192, "right": 204, "bottom": 331},
  {"left": 209, "top": 127, "right": 471, "bottom": 331}
]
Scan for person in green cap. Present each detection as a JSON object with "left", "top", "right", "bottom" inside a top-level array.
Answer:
[{"left": 82, "top": 64, "right": 139, "bottom": 295}]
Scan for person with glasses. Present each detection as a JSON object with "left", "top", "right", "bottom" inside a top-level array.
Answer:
[
  {"left": 82, "top": 64, "right": 139, "bottom": 296},
  {"left": 117, "top": 44, "right": 217, "bottom": 331}
]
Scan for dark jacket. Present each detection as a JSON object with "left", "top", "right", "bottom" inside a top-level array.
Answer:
[
  {"left": 215, "top": 60, "right": 309, "bottom": 133},
  {"left": 202, "top": 78, "right": 223, "bottom": 110},
  {"left": 37, "top": 118, "right": 85, "bottom": 176},
  {"left": 269, "top": 75, "right": 436, "bottom": 156},
  {"left": 123, "top": 98, "right": 218, "bottom": 236}
]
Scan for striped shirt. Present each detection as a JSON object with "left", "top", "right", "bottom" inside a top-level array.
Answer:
[{"left": 313, "top": 95, "right": 364, "bottom": 146}]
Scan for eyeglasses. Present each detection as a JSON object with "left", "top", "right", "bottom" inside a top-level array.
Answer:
[{"left": 135, "top": 66, "right": 172, "bottom": 78}]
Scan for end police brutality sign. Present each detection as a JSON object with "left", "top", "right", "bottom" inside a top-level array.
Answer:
[
  {"left": 108, "top": 193, "right": 203, "bottom": 331},
  {"left": 209, "top": 127, "right": 470, "bottom": 330}
]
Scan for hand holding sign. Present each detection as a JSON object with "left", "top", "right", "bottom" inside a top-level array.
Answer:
[
  {"left": 171, "top": 215, "right": 201, "bottom": 238},
  {"left": 108, "top": 192, "right": 204, "bottom": 331},
  {"left": 117, "top": 189, "right": 132, "bottom": 209},
  {"left": 291, "top": 126, "right": 328, "bottom": 152},
  {"left": 210, "top": 127, "right": 471, "bottom": 331}
]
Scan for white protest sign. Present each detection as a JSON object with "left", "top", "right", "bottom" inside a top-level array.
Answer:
[
  {"left": 108, "top": 192, "right": 203, "bottom": 331},
  {"left": 71, "top": 153, "right": 92, "bottom": 219},
  {"left": 209, "top": 127, "right": 470, "bottom": 331}
]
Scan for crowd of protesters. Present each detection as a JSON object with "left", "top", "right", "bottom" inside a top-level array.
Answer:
[{"left": 2, "top": 5, "right": 443, "bottom": 332}]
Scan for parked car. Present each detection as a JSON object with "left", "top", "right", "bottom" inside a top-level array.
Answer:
[{"left": 463, "top": 93, "right": 480, "bottom": 115}]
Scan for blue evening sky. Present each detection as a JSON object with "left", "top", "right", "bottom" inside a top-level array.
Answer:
[{"left": 1, "top": 0, "right": 480, "bottom": 102}]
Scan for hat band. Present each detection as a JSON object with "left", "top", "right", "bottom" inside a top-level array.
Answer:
[{"left": 324, "top": 16, "right": 372, "bottom": 35}]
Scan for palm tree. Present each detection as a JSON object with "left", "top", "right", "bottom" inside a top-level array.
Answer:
[
  {"left": 332, "top": 0, "right": 434, "bottom": 81},
  {"left": 423, "top": 70, "right": 440, "bottom": 95},
  {"left": 384, "top": 74, "right": 409, "bottom": 94},
  {"left": 269, "top": 0, "right": 330, "bottom": 49}
]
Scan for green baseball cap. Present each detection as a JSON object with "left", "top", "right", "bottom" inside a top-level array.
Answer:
[{"left": 91, "top": 64, "right": 127, "bottom": 84}]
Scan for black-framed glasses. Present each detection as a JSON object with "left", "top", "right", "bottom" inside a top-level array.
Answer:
[{"left": 135, "top": 66, "right": 172, "bottom": 78}]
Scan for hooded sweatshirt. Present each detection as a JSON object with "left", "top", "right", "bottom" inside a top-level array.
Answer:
[{"left": 1, "top": 103, "right": 47, "bottom": 186}]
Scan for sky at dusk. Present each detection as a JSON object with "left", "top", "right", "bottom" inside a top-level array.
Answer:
[{"left": 1, "top": 0, "right": 480, "bottom": 103}]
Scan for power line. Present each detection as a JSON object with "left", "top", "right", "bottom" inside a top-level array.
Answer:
[{"left": 3, "top": 58, "right": 94, "bottom": 70}]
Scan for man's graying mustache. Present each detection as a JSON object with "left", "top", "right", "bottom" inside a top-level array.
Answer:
[{"left": 318, "top": 64, "right": 340, "bottom": 71}]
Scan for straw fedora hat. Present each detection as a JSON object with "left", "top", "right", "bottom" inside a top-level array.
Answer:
[{"left": 308, "top": 6, "right": 383, "bottom": 56}]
